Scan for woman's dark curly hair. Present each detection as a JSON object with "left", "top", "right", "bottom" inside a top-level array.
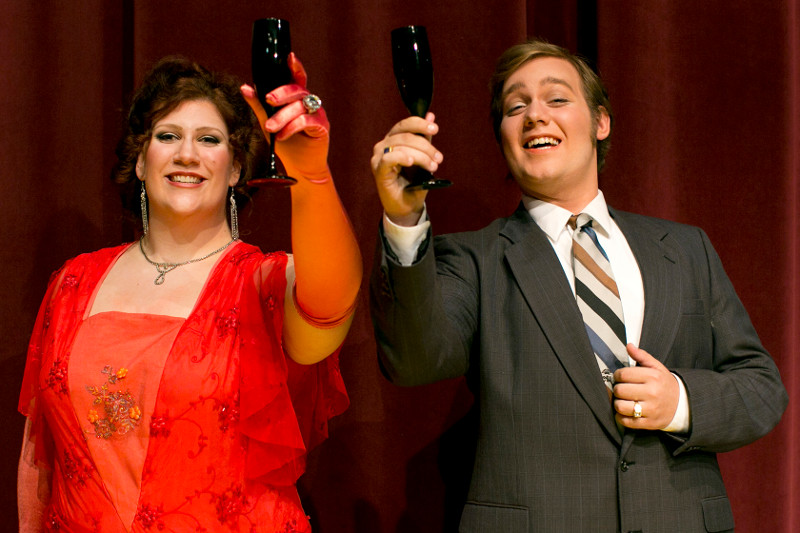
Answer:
[{"left": 112, "top": 56, "right": 264, "bottom": 216}]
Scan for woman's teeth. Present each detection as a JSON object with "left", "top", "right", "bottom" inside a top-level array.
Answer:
[{"left": 169, "top": 175, "right": 203, "bottom": 184}]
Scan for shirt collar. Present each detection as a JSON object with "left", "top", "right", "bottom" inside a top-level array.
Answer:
[{"left": 522, "top": 190, "right": 612, "bottom": 242}]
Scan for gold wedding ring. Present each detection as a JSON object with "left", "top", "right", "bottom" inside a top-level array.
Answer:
[
  {"left": 633, "top": 401, "right": 643, "bottom": 418},
  {"left": 384, "top": 146, "right": 394, "bottom": 154}
]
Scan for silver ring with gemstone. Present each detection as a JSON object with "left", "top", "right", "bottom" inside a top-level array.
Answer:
[
  {"left": 633, "top": 401, "right": 643, "bottom": 418},
  {"left": 302, "top": 94, "right": 322, "bottom": 114}
]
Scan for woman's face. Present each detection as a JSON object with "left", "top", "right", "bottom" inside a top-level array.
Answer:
[{"left": 136, "top": 99, "right": 240, "bottom": 227}]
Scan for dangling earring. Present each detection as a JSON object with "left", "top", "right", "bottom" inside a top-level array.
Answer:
[
  {"left": 140, "top": 181, "right": 149, "bottom": 236},
  {"left": 229, "top": 187, "right": 239, "bottom": 240}
]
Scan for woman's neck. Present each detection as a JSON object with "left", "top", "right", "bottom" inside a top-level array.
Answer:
[{"left": 142, "top": 217, "right": 234, "bottom": 264}]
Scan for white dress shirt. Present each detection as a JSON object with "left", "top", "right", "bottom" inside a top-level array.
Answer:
[{"left": 382, "top": 191, "right": 689, "bottom": 433}]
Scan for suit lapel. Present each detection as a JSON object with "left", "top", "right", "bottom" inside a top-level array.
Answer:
[
  {"left": 611, "top": 209, "right": 683, "bottom": 456},
  {"left": 610, "top": 209, "right": 682, "bottom": 366},
  {"left": 502, "top": 206, "right": 623, "bottom": 444}
]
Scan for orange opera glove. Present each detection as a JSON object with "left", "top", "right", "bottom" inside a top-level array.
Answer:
[{"left": 242, "top": 54, "right": 361, "bottom": 326}]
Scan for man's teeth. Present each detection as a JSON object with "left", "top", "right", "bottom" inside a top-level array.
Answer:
[
  {"left": 170, "top": 175, "right": 203, "bottom": 184},
  {"left": 525, "top": 137, "right": 560, "bottom": 149}
]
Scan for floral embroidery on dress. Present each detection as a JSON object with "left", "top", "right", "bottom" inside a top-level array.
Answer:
[
  {"left": 213, "top": 483, "right": 254, "bottom": 527},
  {"left": 47, "top": 357, "right": 69, "bottom": 395},
  {"left": 62, "top": 446, "right": 93, "bottom": 487},
  {"left": 150, "top": 414, "right": 172, "bottom": 437},
  {"left": 61, "top": 274, "right": 79, "bottom": 289},
  {"left": 135, "top": 503, "right": 166, "bottom": 530},
  {"left": 85, "top": 366, "right": 141, "bottom": 439},
  {"left": 215, "top": 393, "right": 240, "bottom": 432},
  {"left": 217, "top": 307, "right": 240, "bottom": 338},
  {"left": 44, "top": 507, "right": 63, "bottom": 531}
]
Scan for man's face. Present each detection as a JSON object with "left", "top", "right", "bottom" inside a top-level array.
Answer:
[{"left": 499, "top": 57, "right": 610, "bottom": 207}]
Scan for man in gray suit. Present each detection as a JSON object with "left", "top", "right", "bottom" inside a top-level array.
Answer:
[{"left": 369, "top": 40, "right": 787, "bottom": 532}]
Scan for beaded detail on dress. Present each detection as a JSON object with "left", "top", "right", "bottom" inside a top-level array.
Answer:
[{"left": 85, "top": 366, "right": 142, "bottom": 439}]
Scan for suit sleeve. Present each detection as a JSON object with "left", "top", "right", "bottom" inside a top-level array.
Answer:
[
  {"left": 370, "top": 227, "right": 479, "bottom": 386},
  {"left": 673, "top": 228, "right": 788, "bottom": 454}
]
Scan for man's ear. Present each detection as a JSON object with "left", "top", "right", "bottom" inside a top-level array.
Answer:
[{"left": 595, "top": 106, "right": 611, "bottom": 141}]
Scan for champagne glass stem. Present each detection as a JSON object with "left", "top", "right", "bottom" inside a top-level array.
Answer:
[{"left": 268, "top": 133, "right": 279, "bottom": 174}]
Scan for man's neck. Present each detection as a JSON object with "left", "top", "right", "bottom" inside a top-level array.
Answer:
[{"left": 523, "top": 188, "right": 600, "bottom": 215}]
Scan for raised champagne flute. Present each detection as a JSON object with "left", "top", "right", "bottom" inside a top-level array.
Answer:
[
  {"left": 250, "top": 18, "right": 297, "bottom": 186},
  {"left": 391, "top": 25, "right": 451, "bottom": 190}
]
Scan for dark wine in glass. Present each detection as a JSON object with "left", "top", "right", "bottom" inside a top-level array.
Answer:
[
  {"left": 391, "top": 26, "right": 451, "bottom": 190},
  {"left": 250, "top": 18, "right": 296, "bottom": 187}
]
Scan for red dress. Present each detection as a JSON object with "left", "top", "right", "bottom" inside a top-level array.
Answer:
[{"left": 19, "top": 242, "right": 349, "bottom": 532}]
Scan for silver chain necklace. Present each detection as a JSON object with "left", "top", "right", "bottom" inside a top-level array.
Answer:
[{"left": 139, "top": 237, "right": 236, "bottom": 285}]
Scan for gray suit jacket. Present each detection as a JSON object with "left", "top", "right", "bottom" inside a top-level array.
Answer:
[{"left": 370, "top": 204, "right": 787, "bottom": 533}]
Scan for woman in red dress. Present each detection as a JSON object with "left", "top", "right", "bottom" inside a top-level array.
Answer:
[{"left": 17, "top": 55, "right": 361, "bottom": 532}]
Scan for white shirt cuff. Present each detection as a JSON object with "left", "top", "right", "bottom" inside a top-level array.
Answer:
[
  {"left": 662, "top": 373, "right": 691, "bottom": 433},
  {"left": 382, "top": 208, "right": 430, "bottom": 266}
]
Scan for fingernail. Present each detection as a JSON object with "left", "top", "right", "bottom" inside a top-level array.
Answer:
[
  {"left": 429, "top": 161, "right": 438, "bottom": 172},
  {"left": 240, "top": 85, "right": 255, "bottom": 97},
  {"left": 434, "top": 152, "right": 443, "bottom": 163},
  {"left": 427, "top": 123, "right": 436, "bottom": 132}
]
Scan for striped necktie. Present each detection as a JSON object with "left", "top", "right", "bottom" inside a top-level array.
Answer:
[{"left": 569, "top": 213, "right": 629, "bottom": 398}]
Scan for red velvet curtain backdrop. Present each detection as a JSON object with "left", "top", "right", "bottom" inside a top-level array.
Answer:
[{"left": 1, "top": 1, "right": 797, "bottom": 531}]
